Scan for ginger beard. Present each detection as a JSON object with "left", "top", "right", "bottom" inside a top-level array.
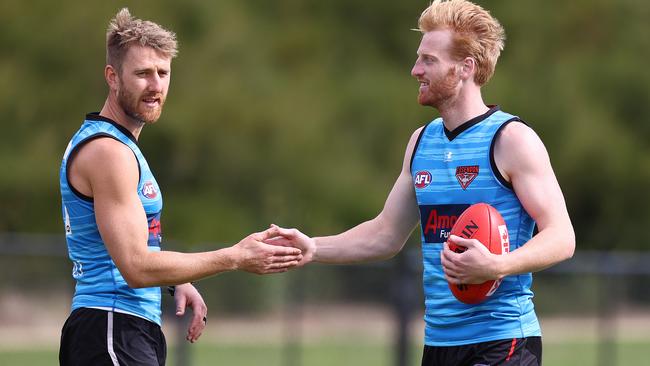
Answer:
[
  {"left": 117, "top": 77, "right": 166, "bottom": 124},
  {"left": 417, "top": 65, "right": 461, "bottom": 109}
]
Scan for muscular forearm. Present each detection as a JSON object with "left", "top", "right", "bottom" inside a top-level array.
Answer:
[
  {"left": 118, "top": 227, "right": 302, "bottom": 287},
  {"left": 497, "top": 225, "right": 575, "bottom": 277},
  {"left": 313, "top": 217, "right": 412, "bottom": 264},
  {"left": 123, "top": 247, "right": 238, "bottom": 288}
]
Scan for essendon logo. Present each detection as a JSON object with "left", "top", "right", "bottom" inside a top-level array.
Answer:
[
  {"left": 141, "top": 181, "right": 158, "bottom": 199},
  {"left": 414, "top": 171, "right": 432, "bottom": 189},
  {"left": 455, "top": 165, "right": 479, "bottom": 190},
  {"left": 419, "top": 204, "right": 469, "bottom": 243},
  {"left": 147, "top": 214, "right": 163, "bottom": 246}
]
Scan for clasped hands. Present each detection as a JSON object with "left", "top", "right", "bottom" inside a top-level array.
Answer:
[{"left": 230, "top": 224, "right": 315, "bottom": 275}]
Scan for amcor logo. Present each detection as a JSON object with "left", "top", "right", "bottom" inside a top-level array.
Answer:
[
  {"left": 423, "top": 210, "right": 459, "bottom": 239},
  {"left": 418, "top": 204, "right": 470, "bottom": 243}
]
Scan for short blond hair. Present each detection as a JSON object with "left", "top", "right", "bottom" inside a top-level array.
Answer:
[
  {"left": 106, "top": 8, "right": 178, "bottom": 71},
  {"left": 416, "top": 0, "right": 505, "bottom": 85}
]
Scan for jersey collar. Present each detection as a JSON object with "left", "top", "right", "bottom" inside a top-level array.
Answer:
[
  {"left": 443, "top": 105, "right": 500, "bottom": 141},
  {"left": 85, "top": 112, "right": 138, "bottom": 144}
]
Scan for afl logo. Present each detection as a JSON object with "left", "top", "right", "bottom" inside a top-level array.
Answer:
[
  {"left": 141, "top": 181, "right": 158, "bottom": 199},
  {"left": 414, "top": 171, "right": 432, "bottom": 189}
]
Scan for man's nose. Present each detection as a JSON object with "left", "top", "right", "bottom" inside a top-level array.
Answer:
[
  {"left": 148, "top": 73, "right": 163, "bottom": 92},
  {"left": 411, "top": 61, "right": 423, "bottom": 78}
]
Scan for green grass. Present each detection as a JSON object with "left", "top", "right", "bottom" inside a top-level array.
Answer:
[
  {"left": 542, "top": 341, "right": 649, "bottom": 366},
  {"left": 0, "top": 349, "right": 58, "bottom": 365},
  {"left": 172, "top": 342, "right": 399, "bottom": 366},
  {"left": 2, "top": 341, "right": 648, "bottom": 365}
]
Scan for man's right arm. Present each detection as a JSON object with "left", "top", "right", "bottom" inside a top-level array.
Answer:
[
  {"left": 313, "top": 128, "right": 422, "bottom": 263},
  {"left": 270, "top": 127, "right": 423, "bottom": 264},
  {"left": 71, "top": 137, "right": 302, "bottom": 288}
]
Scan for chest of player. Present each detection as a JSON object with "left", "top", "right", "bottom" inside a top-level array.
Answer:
[
  {"left": 411, "top": 124, "right": 507, "bottom": 205},
  {"left": 411, "top": 119, "right": 515, "bottom": 244}
]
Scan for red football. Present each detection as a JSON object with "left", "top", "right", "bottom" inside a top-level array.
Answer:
[{"left": 447, "top": 203, "right": 510, "bottom": 304}]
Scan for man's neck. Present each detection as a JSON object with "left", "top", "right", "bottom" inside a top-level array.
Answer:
[
  {"left": 99, "top": 97, "right": 144, "bottom": 140},
  {"left": 438, "top": 88, "right": 489, "bottom": 131}
]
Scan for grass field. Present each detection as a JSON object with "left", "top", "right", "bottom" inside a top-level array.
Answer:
[
  {"left": 1, "top": 341, "right": 649, "bottom": 365},
  {"left": 1, "top": 297, "right": 648, "bottom": 365}
]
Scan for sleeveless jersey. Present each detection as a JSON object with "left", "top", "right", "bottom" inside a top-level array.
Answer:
[
  {"left": 60, "top": 113, "right": 163, "bottom": 325},
  {"left": 410, "top": 106, "right": 541, "bottom": 346}
]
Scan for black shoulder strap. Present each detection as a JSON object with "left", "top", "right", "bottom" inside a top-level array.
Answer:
[
  {"left": 409, "top": 123, "right": 431, "bottom": 173},
  {"left": 489, "top": 118, "right": 528, "bottom": 190}
]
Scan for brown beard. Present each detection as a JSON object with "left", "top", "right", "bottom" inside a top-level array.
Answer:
[
  {"left": 117, "top": 80, "right": 165, "bottom": 124},
  {"left": 418, "top": 66, "right": 460, "bottom": 109}
]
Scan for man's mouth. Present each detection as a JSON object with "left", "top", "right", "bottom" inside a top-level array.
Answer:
[{"left": 142, "top": 96, "right": 161, "bottom": 108}]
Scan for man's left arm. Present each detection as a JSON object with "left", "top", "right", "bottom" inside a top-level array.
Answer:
[{"left": 442, "top": 122, "right": 575, "bottom": 284}]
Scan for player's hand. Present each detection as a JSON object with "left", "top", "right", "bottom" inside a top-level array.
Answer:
[
  {"left": 441, "top": 235, "right": 503, "bottom": 284},
  {"left": 231, "top": 226, "right": 303, "bottom": 274},
  {"left": 263, "top": 224, "right": 315, "bottom": 267},
  {"left": 173, "top": 283, "right": 208, "bottom": 343}
]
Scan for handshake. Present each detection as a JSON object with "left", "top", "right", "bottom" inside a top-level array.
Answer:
[{"left": 229, "top": 224, "right": 316, "bottom": 275}]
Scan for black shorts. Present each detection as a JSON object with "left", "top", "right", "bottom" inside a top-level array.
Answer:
[
  {"left": 59, "top": 307, "right": 166, "bottom": 366},
  {"left": 422, "top": 337, "right": 542, "bottom": 366}
]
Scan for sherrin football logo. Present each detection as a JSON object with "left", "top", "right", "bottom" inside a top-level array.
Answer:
[
  {"left": 487, "top": 224, "right": 510, "bottom": 296},
  {"left": 414, "top": 171, "right": 432, "bottom": 189},
  {"left": 141, "top": 181, "right": 158, "bottom": 199},
  {"left": 498, "top": 224, "right": 510, "bottom": 253}
]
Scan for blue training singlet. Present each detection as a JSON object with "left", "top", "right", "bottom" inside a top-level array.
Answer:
[
  {"left": 60, "top": 113, "right": 163, "bottom": 325},
  {"left": 410, "top": 106, "right": 541, "bottom": 346}
]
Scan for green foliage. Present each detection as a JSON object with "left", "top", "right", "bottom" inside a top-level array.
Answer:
[{"left": 1, "top": 0, "right": 649, "bottom": 247}]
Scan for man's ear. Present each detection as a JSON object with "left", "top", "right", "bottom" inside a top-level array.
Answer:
[
  {"left": 105, "top": 65, "right": 119, "bottom": 94},
  {"left": 459, "top": 57, "right": 476, "bottom": 81}
]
